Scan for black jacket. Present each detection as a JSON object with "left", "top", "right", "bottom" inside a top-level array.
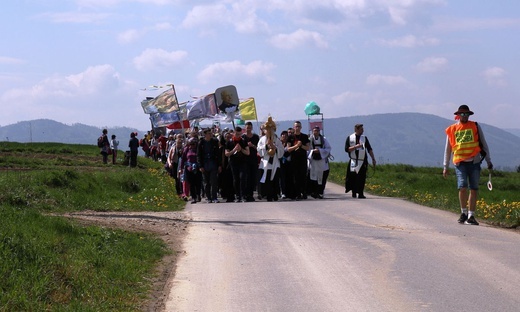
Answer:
[{"left": 197, "top": 137, "right": 222, "bottom": 169}]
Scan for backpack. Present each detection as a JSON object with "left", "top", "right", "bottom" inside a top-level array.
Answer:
[{"left": 97, "top": 136, "right": 104, "bottom": 148}]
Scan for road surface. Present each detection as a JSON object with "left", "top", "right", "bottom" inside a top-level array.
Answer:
[{"left": 164, "top": 183, "right": 520, "bottom": 311}]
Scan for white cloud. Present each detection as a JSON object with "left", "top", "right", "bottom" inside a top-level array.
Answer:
[
  {"left": 230, "top": 2, "right": 270, "bottom": 34},
  {"left": 331, "top": 91, "right": 367, "bottom": 104},
  {"left": 197, "top": 60, "right": 276, "bottom": 85},
  {"left": 482, "top": 67, "right": 507, "bottom": 87},
  {"left": 181, "top": 3, "right": 269, "bottom": 35},
  {"left": 77, "top": 0, "right": 173, "bottom": 7},
  {"left": 0, "top": 56, "right": 25, "bottom": 65},
  {"left": 2, "top": 65, "right": 122, "bottom": 103},
  {"left": 269, "top": 29, "right": 328, "bottom": 49},
  {"left": 182, "top": 4, "right": 228, "bottom": 30},
  {"left": 377, "top": 35, "right": 440, "bottom": 48},
  {"left": 118, "top": 29, "right": 143, "bottom": 44},
  {"left": 366, "top": 74, "right": 407, "bottom": 86},
  {"left": 66, "top": 64, "right": 121, "bottom": 93},
  {"left": 133, "top": 49, "right": 188, "bottom": 71},
  {"left": 386, "top": 0, "right": 446, "bottom": 25},
  {"left": 432, "top": 17, "right": 520, "bottom": 32},
  {"left": 118, "top": 23, "right": 173, "bottom": 44},
  {"left": 39, "top": 11, "right": 111, "bottom": 23},
  {"left": 416, "top": 57, "right": 447, "bottom": 72},
  {"left": 0, "top": 65, "right": 133, "bottom": 127}
]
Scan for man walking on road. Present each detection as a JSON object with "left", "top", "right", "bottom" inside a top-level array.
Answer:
[
  {"left": 287, "top": 121, "right": 310, "bottom": 200},
  {"left": 345, "top": 124, "right": 376, "bottom": 198},
  {"left": 198, "top": 128, "right": 222, "bottom": 203},
  {"left": 443, "top": 104, "right": 493, "bottom": 225}
]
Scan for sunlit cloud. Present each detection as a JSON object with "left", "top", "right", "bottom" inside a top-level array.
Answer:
[
  {"left": 197, "top": 60, "right": 276, "bottom": 84},
  {"left": 118, "top": 23, "right": 173, "bottom": 44},
  {"left": 366, "top": 74, "right": 407, "bottom": 86},
  {"left": 133, "top": 49, "right": 188, "bottom": 71},
  {"left": 377, "top": 35, "right": 440, "bottom": 48},
  {"left": 0, "top": 56, "right": 25, "bottom": 65},
  {"left": 39, "top": 11, "right": 111, "bottom": 23},
  {"left": 482, "top": 67, "right": 507, "bottom": 87},
  {"left": 416, "top": 57, "right": 447, "bottom": 72},
  {"left": 270, "top": 29, "right": 328, "bottom": 49}
]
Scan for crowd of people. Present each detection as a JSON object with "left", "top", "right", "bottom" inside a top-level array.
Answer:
[
  {"left": 151, "top": 119, "right": 338, "bottom": 204},
  {"left": 98, "top": 119, "right": 375, "bottom": 204},
  {"left": 98, "top": 103, "right": 493, "bottom": 226}
]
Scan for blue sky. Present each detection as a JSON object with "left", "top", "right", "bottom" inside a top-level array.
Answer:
[{"left": 1, "top": 0, "right": 519, "bottom": 131}]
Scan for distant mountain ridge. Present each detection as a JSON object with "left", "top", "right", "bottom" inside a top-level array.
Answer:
[
  {"left": 0, "top": 119, "right": 144, "bottom": 147},
  {"left": 273, "top": 113, "right": 520, "bottom": 171},
  {"left": 505, "top": 128, "right": 520, "bottom": 138},
  {"left": 1, "top": 115, "right": 519, "bottom": 171}
]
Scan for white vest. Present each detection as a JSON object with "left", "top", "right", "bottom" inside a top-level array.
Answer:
[{"left": 348, "top": 133, "right": 366, "bottom": 173}]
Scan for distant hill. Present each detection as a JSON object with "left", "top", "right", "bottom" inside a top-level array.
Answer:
[
  {"left": 275, "top": 113, "right": 520, "bottom": 171},
  {"left": 1, "top": 115, "right": 519, "bottom": 171},
  {"left": 0, "top": 119, "right": 145, "bottom": 146},
  {"left": 505, "top": 128, "right": 520, "bottom": 138}
]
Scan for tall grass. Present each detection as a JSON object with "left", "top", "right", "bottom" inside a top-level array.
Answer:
[
  {"left": 329, "top": 163, "right": 520, "bottom": 228},
  {"left": 1, "top": 207, "right": 166, "bottom": 311},
  {"left": 0, "top": 142, "right": 184, "bottom": 311}
]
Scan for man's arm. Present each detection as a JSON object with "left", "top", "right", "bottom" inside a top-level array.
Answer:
[
  {"left": 443, "top": 136, "right": 452, "bottom": 177},
  {"left": 477, "top": 124, "right": 493, "bottom": 169}
]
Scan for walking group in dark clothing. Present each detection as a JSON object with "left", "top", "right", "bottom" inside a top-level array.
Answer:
[
  {"left": 161, "top": 119, "right": 338, "bottom": 204},
  {"left": 99, "top": 118, "right": 380, "bottom": 204}
]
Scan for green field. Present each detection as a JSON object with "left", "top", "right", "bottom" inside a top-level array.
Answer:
[
  {"left": 1, "top": 142, "right": 518, "bottom": 310},
  {"left": 329, "top": 162, "right": 520, "bottom": 228},
  {"left": 1, "top": 142, "right": 184, "bottom": 311}
]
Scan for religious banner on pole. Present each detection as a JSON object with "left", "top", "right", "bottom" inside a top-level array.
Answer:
[
  {"left": 149, "top": 110, "right": 181, "bottom": 128},
  {"left": 141, "top": 85, "right": 179, "bottom": 114},
  {"left": 186, "top": 94, "right": 218, "bottom": 120},
  {"left": 238, "top": 98, "right": 257, "bottom": 121}
]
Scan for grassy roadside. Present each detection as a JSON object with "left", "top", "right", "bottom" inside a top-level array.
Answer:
[
  {"left": 329, "top": 163, "right": 520, "bottom": 228},
  {"left": 1, "top": 142, "right": 185, "bottom": 311}
]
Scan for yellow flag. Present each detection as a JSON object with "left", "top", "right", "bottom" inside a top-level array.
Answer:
[{"left": 239, "top": 98, "right": 257, "bottom": 120}]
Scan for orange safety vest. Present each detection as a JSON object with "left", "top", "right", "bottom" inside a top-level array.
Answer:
[{"left": 445, "top": 121, "right": 481, "bottom": 165}]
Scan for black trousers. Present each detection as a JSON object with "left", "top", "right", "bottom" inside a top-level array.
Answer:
[
  {"left": 260, "top": 169, "right": 280, "bottom": 200},
  {"left": 309, "top": 169, "right": 330, "bottom": 195},
  {"left": 230, "top": 161, "right": 247, "bottom": 200},
  {"left": 290, "top": 157, "right": 308, "bottom": 198},
  {"left": 130, "top": 150, "right": 138, "bottom": 167},
  {"left": 345, "top": 162, "right": 367, "bottom": 195},
  {"left": 244, "top": 161, "right": 258, "bottom": 199}
]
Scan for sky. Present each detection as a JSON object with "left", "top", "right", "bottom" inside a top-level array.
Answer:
[{"left": 1, "top": 0, "right": 519, "bottom": 131}]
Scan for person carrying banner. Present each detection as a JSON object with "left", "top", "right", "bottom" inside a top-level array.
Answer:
[{"left": 344, "top": 124, "right": 376, "bottom": 198}]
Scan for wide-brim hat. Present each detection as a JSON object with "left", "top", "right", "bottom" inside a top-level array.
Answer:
[{"left": 454, "top": 104, "right": 474, "bottom": 115}]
